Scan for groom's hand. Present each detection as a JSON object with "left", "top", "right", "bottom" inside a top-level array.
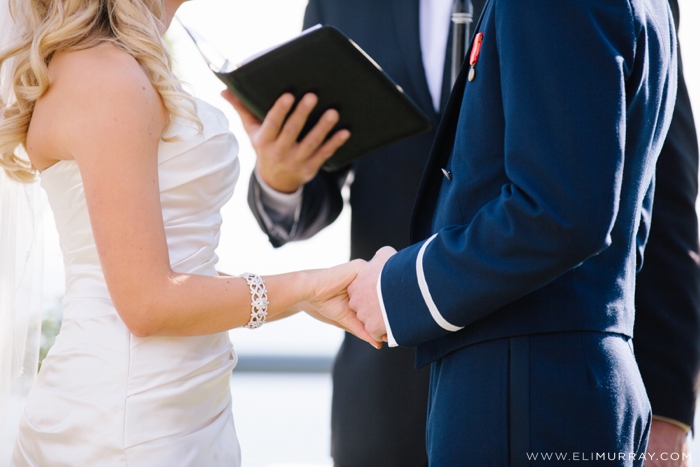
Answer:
[
  {"left": 645, "top": 419, "right": 689, "bottom": 467},
  {"left": 222, "top": 90, "right": 350, "bottom": 193},
  {"left": 348, "top": 246, "right": 397, "bottom": 343}
]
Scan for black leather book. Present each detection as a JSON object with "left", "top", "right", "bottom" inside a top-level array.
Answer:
[{"left": 213, "top": 26, "right": 432, "bottom": 171}]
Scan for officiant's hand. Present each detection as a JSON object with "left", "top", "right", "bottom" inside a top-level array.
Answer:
[
  {"left": 644, "top": 419, "right": 689, "bottom": 467},
  {"left": 307, "top": 260, "right": 382, "bottom": 349},
  {"left": 223, "top": 90, "right": 351, "bottom": 193},
  {"left": 348, "top": 246, "right": 397, "bottom": 343}
]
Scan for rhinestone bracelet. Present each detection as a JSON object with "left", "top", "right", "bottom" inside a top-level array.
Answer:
[{"left": 240, "top": 273, "right": 269, "bottom": 329}]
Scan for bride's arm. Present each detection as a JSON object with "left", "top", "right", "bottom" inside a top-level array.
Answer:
[
  {"left": 44, "top": 46, "right": 376, "bottom": 345},
  {"left": 218, "top": 266, "right": 368, "bottom": 338}
]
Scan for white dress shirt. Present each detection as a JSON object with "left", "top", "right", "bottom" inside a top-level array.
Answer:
[
  {"left": 420, "top": 0, "right": 454, "bottom": 113},
  {"left": 254, "top": 2, "right": 453, "bottom": 346}
]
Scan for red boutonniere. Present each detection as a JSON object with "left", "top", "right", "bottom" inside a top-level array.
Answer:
[{"left": 468, "top": 33, "right": 484, "bottom": 82}]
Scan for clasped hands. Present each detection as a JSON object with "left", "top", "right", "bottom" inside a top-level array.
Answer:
[
  {"left": 307, "top": 246, "right": 397, "bottom": 349},
  {"left": 224, "top": 90, "right": 397, "bottom": 348}
]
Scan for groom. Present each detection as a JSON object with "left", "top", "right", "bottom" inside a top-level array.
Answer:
[{"left": 348, "top": 0, "right": 678, "bottom": 464}]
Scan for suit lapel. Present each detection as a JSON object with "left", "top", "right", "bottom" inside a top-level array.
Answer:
[
  {"left": 390, "top": 0, "right": 438, "bottom": 124},
  {"left": 410, "top": 0, "right": 493, "bottom": 242}
]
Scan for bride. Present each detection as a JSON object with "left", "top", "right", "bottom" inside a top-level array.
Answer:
[{"left": 0, "top": 0, "right": 378, "bottom": 465}]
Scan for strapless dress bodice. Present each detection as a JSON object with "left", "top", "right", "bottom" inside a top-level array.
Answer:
[
  {"left": 13, "top": 98, "right": 243, "bottom": 467},
  {"left": 40, "top": 97, "right": 240, "bottom": 300}
]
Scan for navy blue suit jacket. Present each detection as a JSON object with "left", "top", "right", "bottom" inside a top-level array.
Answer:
[
  {"left": 634, "top": 0, "right": 700, "bottom": 430},
  {"left": 379, "top": 0, "right": 678, "bottom": 367}
]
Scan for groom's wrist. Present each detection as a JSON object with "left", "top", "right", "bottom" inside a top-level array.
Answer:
[{"left": 377, "top": 270, "right": 398, "bottom": 347}]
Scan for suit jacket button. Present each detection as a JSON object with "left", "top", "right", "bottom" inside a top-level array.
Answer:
[{"left": 441, "top": 168, "right": 452, "bottom": 181}]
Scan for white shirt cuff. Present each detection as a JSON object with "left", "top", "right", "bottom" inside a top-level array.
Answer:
[
  {"left": 254, "top": 169, "right": 303, "bottom": 218},
  {"left": 253, "top": 169, "right": 304, "bottom": 241},
  {"left": 376, "top": 266, "right": 398, "bottom": 347}
]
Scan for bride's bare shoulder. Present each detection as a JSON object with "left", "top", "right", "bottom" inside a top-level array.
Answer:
[
  {"left": 49, "top": 42, "right": 151, "bottom": 97},
  {"left": 29, "top": 43, "right": 166, "bottom": 168}
]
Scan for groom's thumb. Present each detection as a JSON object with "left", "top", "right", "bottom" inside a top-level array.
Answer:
[{"left": 373, "top": 246, "right": 397, "bottom": 263}]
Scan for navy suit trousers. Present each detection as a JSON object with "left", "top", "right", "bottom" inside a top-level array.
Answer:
[{"left": 426, "top": 332, "right": 651, "bottom": 466}]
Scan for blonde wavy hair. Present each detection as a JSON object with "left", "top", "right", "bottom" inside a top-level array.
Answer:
[{"left": 0, "top": 0, "right": 202, "bottom": 183}]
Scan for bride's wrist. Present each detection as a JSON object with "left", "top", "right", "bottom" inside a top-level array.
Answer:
[
  {"left": 305, "top": 269, "right": 331, "bottom": 305},
  {"left": 263, "top": 271, "right": 319, "bottom": 315},
  {"left": 294, "top": 269, "right": 319, "bottom": 304}
]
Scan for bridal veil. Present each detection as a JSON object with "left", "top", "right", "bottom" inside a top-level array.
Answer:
[{"left": 0, "top": 0, "right": 45, "bottom": 462}]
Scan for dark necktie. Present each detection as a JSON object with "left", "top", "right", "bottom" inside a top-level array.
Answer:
[{"left": 450, "top": 0, "right": 474, "bottom": 88}]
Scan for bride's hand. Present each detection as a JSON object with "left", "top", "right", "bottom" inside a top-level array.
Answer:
[
  {"left": 306, "top": 260, "right": 382, "bottom": 349},
  {"left": 299, "top": 302, "right": 378, "bottom": 347}
]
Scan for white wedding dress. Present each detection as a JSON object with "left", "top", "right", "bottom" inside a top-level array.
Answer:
[{"left": 12, "top": 98, "right": 242, "bottom": 466}]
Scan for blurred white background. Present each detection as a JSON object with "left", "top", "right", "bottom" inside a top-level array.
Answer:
[{"left": 25, "top": 0, "right": 700, "bottom": 466}]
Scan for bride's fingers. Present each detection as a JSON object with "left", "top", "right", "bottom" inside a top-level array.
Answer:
[
  {"left": 338, "top": 311, "right": 382, "bottom": 349},
  {"left": 317, "top": 260, "right": 366, "bottom": 298},
  {"left": 341, "top": 258, "right": 367, "bottom": 280}
]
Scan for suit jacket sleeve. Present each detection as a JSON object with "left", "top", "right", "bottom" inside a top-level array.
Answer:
[
  {"left": 245, "top": 0, "right": 350, "bottom": 248},
  {"left": 247, "top": 168, "right": 350, "bottom": 248},
  {"left": 303, "top": 0, "right": 323, "bottom": 28},
  {"left": 379, "top": 0, "right": 674, "bottom": 346},
  {"left": 634, "top": 39, "right": 700, "bottom": 428}
]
